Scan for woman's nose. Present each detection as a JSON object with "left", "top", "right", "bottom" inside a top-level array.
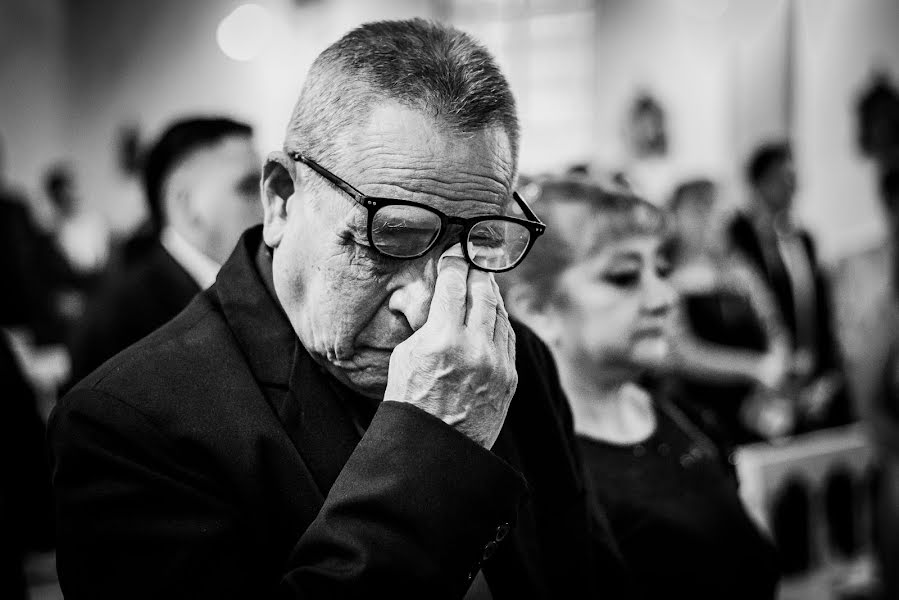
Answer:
[{"left": 642, "top": 272, "right": 676, "bottom": 316}]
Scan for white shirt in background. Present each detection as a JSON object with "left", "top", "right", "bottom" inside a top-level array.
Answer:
[{"left": 160, "top": 226, "right": 221, "bottom": 290}]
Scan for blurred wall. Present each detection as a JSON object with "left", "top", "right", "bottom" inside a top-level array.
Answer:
[
  {"left": 593, "top": 0, "right": 792, "bottom": 206},
  {"left": 450, "top": 0, "right": 599, "bottom": 176},
  {"left": 0, "top": 0, "right": 67, "bottom": 204}
]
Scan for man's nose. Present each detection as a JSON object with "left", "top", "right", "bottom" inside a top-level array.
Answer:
[{"left": 386, "top": 254, "right": 440, "bottom": 332}]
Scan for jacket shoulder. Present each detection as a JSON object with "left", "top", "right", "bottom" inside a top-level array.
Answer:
[{"left": 61, "top": 292, "right": 261, "bottom": 435}]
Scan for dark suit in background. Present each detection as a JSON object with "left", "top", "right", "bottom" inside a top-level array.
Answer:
[
  {"left": 728, "top": 212, "right": 851, "bottom": 430},
  {"left": 50, "top": 227, "right": 630, "bottom": 599},
  {"left": 66, "top": 240, "right": 199, "bottom": 386},
  {"left": 0, "top": 191, "right": 61, "bottom": 599}
]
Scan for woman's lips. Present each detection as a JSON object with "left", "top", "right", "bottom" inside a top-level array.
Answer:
[{"left": 632, "top": 325, "right": 665, "bottom": 339}]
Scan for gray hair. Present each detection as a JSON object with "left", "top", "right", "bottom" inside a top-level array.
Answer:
[{"left": 285, "top": 19, "right": 519, "bottom": 184}]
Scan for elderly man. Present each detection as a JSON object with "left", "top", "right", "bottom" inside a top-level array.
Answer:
[{"left": 50, "top": 20, "right": 629, "bottom": 599}]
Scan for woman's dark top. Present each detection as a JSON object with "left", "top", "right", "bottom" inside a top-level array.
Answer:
[{"left": 578, "top": 398, "right": 780, "bottom": 600}]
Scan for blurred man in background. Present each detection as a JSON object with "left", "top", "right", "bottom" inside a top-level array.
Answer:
[
  {"left": 41, "top": 163, "right": 110, "bottom": 339},
  {"left": 67, "top": 117, "right": 261, "bottom": 384},
  {"left": 835, "top": 84, "right": 899, "bottom": 597},
  {"left": 0, "top": 137, "right": 58, "bottom": 599},
  {"left": 727, "top": 142, "right": 851, "bottom": 435}
]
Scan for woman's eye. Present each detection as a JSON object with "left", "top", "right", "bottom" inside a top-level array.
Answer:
[
  {"left": 602, "top": 271, "right": 640, "bottom": 287},
  {"left": 656, "top": 260, "right": 673, "bottom": 279}
]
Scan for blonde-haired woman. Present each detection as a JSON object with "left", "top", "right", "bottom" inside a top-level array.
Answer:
[{"left": 502, "top": 178, "right": 779, "bottom": 600}]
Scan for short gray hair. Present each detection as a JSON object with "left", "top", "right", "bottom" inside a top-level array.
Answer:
[{"left": 285, "top": 19, "right": 519, "bottom": 179}]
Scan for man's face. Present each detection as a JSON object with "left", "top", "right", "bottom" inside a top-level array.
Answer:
[
  {"left": 759, "top": 157, "right": 797, "bottom": 215},
  {"left": 183, "top": 135, "right": 263, "bottom": 264},
  {"left": 268, "top": 103, "right": 514, "bottom": 398}
]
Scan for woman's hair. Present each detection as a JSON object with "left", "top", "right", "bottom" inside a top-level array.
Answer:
[{"left": 501, "top": 176, "right": 669, "bottom": 310}]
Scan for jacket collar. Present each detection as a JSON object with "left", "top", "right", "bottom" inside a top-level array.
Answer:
[
  {"left": 210, "top": 226, "right": 372, "bottom": 493},
  {"left": 212, "top": 225, "right": 296, "bottom": 387}
]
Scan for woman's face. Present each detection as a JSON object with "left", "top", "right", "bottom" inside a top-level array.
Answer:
[{"left": 550, "top": 234, "right": 676, "bottom": 372}]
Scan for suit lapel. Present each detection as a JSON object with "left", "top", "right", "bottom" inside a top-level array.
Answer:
[
  {"left": 215, "top": 227, "right": 363, "bottom": 498},
  {"left": 284, "top": 350, "right": 365, "bottom": 495}
]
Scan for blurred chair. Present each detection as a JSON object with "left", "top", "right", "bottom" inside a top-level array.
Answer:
[{"left": 735, "top": 426, "right": 878, "bottom": 599}]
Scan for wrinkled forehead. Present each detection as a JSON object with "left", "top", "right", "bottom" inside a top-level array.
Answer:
[{"left": 336, "top": 103, "right": 515, "bottom": 207}]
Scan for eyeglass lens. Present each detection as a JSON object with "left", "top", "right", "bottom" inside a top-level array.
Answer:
[
  {"left": 370, "top": 204, "right": 531, "bottom": 270},
  {"left": 467, "top": 220, "right": 531, "bottom": 270},
  {"left": 370, "top": 205, "right": 443, "bottom": 258}
]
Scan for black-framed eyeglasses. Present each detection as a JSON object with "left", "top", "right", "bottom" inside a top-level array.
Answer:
[{"left": 289, "top": 152, "right": 546, "bottom": 273}]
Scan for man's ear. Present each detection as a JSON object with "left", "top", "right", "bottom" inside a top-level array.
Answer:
[
  {"left": 504, "top": 283, "right": 561, "bottom": 347},
  {"left": 261, "top": 150, "right": 297, "bottom": 249}
]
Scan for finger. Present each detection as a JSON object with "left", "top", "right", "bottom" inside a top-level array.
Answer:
[
  {"left": 491, "top": 286, "right": 515, "bottom": 365},
  {"left": 428, "top": 243, "right": 469, "bottom": 328},
  {"left": 492, "top": 275, "right": 509, "bottom": 320},
  {"left": 491, "top": 276, "right": 509, "bottom": 344},
  {"left": 466, "top": 269, "right": 498, "bottom": 333},
  {"left": 505, "top": 318, "right": 517, "bottom": 393}
]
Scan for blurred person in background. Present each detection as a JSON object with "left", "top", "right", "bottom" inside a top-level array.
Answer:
[
  {"left": 727, "top": 142, "right": 851, "bottom": 434},
  {"left": 0, "top": 136, "right": 59, "bottom": 599},
  {"left": 665, "top": 178, "right": 792, "bottom": 444},
  {"left": 844, "top": 161, "right": 899, "bottom": 600},
  {"left": 0, "top": 138, "right": 59, "bottom": 342},
  {"left": 834, "top": 89, "right": 899, "bottom": 598},
  {"left": 867, "top": 161, "right": 899, "bottom": 600},
  {"left": 855, "top": 72, "right": 899, "bottom": 172},
  {"left": 42, "top": 164, "right": 110, "bottom": 276},
  {"left": 41, "top": 163, "right": 110, "bottom": 335},
  {"left": 500, "top": 177, "right": 780, "bottom": 600},
  {"left": 66, "top": 116, "right": 261, "bottom": 385},
  {"left": 50, "top": 20, "right": 631, "bottom": 598}
]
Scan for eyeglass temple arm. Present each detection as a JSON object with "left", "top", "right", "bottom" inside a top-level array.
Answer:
[
  {"left": 290, "top": 152, "right": 366, "bottom": 202},
  {"left": 513, "top": 191, "right": 544, "bottom": 225}
]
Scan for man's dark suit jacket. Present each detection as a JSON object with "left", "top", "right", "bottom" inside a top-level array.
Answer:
[
  {"left": 0, "top": 193, "right": 72, "bottom": 342},
  {"left": 728, "top": 213, "right": 851, "bottom": 426},
  {"left": 66, "top": 240, "right": 200, "bottom": 386},
  {"left": 50, "top": 227, "right": 629, "bottom": 599}
]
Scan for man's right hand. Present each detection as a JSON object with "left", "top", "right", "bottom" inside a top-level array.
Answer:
[{"left": 384, "top": 244, "right": 517, "bottom": 449}]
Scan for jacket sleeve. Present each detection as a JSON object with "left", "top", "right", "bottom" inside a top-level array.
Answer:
[{"left": 50, "top": 390, "right": 528, "bottom": 600}]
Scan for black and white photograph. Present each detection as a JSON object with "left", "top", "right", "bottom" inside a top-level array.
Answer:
[{"left": 1, "top": 0, "right": 898, "bottom": 598}]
